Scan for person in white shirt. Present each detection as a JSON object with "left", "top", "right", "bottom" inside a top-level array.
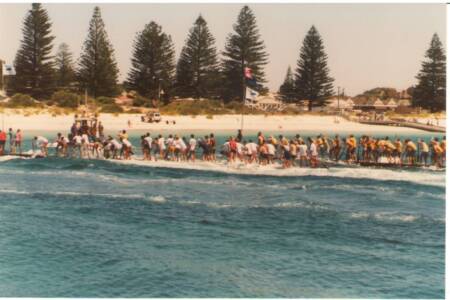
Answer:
[
  {"left": 166, "top": 134, "right": 175, "bottom": 160},
  {"left": 236, "top": 142, "right": 245, "bottom": 161},
  {"left": 188, "top": 134, "right": 197, "bottom": 162},
  {"left": 267, "top": 142, "right": 276, "bottom": 164},
  {"left": 122, "top": 138, "right": 133, "bottom": 160},
  {"left": 158, "top": 135, "right": 166, "bottom": 159},
  {"left": 72, "top": 134, "right": 82, "bottom": 158},
  {"left": 33, "top": 136, "right": 49, "bottom": 156},
  {"left": 308, "top": 138, "right": 318, "bottom": 168},
  {"left": 81, "top": 133, "right": 90, "bottom": 158},
  {"left": 245, "top": 140, "right": 258, "bottom": 164},
  {"left": 110, "top": 138, "right": 122, "bottom": 159},
  {"left": 298, "top": 141, "right": 308, "bottom": 167},
  {"left": 174, "top": 136, "right": 187, "bottom": 161},
  {"left": 142, "top": 133, "right": 152, "bottom": 160}
]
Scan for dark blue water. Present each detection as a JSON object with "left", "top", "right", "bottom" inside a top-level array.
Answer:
[{"left": 0, "top": 131, "right": 445, "bottom": 298}]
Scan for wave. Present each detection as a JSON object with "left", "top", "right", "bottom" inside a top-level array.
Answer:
[
  {"left": 112, "top": 158, "right": 445, "bottom": 188},
  {"left": 0, "top": 188, "right": 442, "bottom": 225},
  {"left": 0, "top": 155, "right": 26, "bottom": 163},
  {"left": 0, "top": 155, "right": 445, "bottom": 187},
  {"left": 0, "top": 189, "right": 168, "bottom": 204},
  {"left": 349, "top": 211, "right": 444, "bottom": 223}
]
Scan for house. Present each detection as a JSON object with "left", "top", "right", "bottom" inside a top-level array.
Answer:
[
  {"left": 325, "top": 97, "right": 354, "bottom": 111},
  {"left": 397, "top": 99, "right": 411, "bottom": 107},
  {"left": 353, "top": 98, "right": 397, "bottom": 111},
  {"left": 383, "top": 98, "right": 398, "bottom": 109},
  {"left": 245, "top": 92, "right": 285, "bottom": 111}
]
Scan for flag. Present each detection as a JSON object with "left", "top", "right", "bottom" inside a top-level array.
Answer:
[
  {"left": 244, "top": 67, "right": 253, "bottom": 79},
  {"left": 2, "top": 64, "right": 15, "bottom": 76},
  {"left": 245, "top": 87, "right": 259, "bottom": 101}
]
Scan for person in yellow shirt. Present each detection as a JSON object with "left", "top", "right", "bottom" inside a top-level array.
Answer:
[
  {"left": 394, "top": 138, "right": 403, "bottom": 163},
  {"left": 418, "top": 139, "right": 429, "bottom": 166},
  {"left": 432, "top": 138, "right": 444, "bottom": 167},
  {"left": 405, "top": 139, "right": 417, "bottom": 166},
  {"left": 384, "top": 137, "right": 396, "bottom": 163},
  {"left": 346, "top": 134, "right": 357, "bottom": 162}
]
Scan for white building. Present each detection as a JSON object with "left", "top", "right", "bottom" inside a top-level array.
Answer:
[
  {"left": 245, "top": 92, "right": 285, "bottom": 112},
  {"left": 325, "top": 97, "right": 354, "bottom": 111}
]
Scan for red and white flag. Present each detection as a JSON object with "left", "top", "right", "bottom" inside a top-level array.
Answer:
[{"left": 244, "top": 67, "right": 253, "bottom": 79}]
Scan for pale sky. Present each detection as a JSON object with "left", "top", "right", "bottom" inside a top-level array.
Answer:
[{"left": 0, "top": 3, "right": 446, "bottom": 96}]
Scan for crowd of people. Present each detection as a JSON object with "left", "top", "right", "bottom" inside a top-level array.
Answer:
[
  {"left": 0, "top": 123, "right": 446, "bottom": 168},
  {"left": 219, "top": 131, "right": 446, "bottom": 168},
  {"left": 0, "top": 128, "right": 24, "bottom": 155}
]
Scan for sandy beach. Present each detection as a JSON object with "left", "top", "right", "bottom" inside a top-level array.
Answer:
[{"left": 0, "top": 111, "right": 441, "bottom": 133}]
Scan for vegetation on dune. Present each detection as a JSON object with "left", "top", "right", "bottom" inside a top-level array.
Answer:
[
  {"left": 100, "top": 103, "right": 124, "bottom": 113},
  {"left": 132, "top": 94, "right": 153, "bottom": 107},
  {"left": 5, "top": 94, "right": 43, "bottom": 108},
  {"left": 159, "top": 99, "right": 264, "bottom": 115},
  {"left": 50, "top": 90, "right": 80, "bottom": 108}
]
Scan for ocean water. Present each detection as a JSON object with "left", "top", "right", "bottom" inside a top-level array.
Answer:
[{"left": 0, "top": 130, "right": 445, "bottom": 298}]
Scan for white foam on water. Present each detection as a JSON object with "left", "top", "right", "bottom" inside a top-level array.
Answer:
[
  {"left": 148, "top": 195, "right": 167, "bottom": 203},
  {"left": 113, "top": 158, "right": 445, "bottom": 188},
  {"left": 0, "top": 155, "right": 24, "bottom": 162},
  {"left": 0, "top": 189, "right": 147, "bottom": 200},
  {"left": 347, "top": 211, "right": 441, "bottom": 223}
]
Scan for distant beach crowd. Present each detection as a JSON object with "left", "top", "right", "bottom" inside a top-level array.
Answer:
[{"left": 0, "top": 121, "right": 446, "bottom": 169}]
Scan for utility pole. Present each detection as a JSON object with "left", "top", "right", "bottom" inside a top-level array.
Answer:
[
  {"left": 337, "top": 86, "right": 340, "bottom": 113},
  {"left": 158, "top": 78, "right": 162, "bottom": 102},
  {"left": 241, "top": 60, "right": 246, "bottom": 132}
]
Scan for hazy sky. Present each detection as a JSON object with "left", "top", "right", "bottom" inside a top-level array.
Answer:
[{"left": 0, "top": 3, "right": 446, "bottom": 96}]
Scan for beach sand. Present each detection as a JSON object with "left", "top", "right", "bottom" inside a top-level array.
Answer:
[{"left": 0, "top": 111, "right": 441, "bottom": 133}]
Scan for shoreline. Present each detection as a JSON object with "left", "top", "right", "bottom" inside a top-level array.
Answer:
[{"left": 0, "top": 112, "right": 443, "bottom": 134}]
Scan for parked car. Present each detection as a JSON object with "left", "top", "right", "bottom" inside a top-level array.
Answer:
[{"left": 141, "top": 111, "right": 162, "bottom": 123}]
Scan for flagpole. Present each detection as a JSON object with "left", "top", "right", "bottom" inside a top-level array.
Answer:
[
  {"left": 241, "top": 87, "right": 245, "bottom": 131},
  {"left": 241, "top": 62, "right": 246, "bottom": 132}
]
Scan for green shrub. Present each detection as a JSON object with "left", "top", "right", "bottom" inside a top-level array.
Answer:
[
  {"left": 51, "top": 90, "right": 80, "bottom": 108},
  {"left": 101, "top": 103, "right": 124, "bottom": 113},
  {"left": 7, "top": 93, "right": 41, "bottom": 108},
  {"left": 126, "top": 108, "right": 142, "bottom": 114},
  {"left": 96, "top": 96, "right": 115, "bottom": 105},
  {"left": 133, "top": 95, "right": 152, "bottom": 107}
]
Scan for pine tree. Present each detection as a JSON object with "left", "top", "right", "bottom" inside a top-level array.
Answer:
[
  {"left": 412, "top": 33, "right": 446, "bottom": 112},
  {"left": 221, "top": 5, "right": 268, "bottom": 102},
  {"left": 55, "top": 43, "right": 75, "bottom": 89},
  {"left": 8, "top": 3, "right": 55, "bottom": 99},
  {"left": 279, "top": 66, "right": 296, "bottom": 102},
  {"left": 126, "top": 21, "right": 175, "bottom": 103},
  {"left": 175, "top": 15, "right": 220, "bottom": 99},
  {"left": 295, "top": 26, "right": 334, "bottom": 111},
  {"left": 77, "top": 6, "right": 119, "bottom": 98}
]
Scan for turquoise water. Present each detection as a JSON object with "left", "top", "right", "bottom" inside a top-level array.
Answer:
[{"left": 0, "top": 131, "right": 445, "bottom": 298}]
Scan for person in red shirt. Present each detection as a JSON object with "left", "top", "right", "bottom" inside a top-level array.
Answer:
[{"left": 0, "top": 130, "right": 6, "bottom": 155}]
